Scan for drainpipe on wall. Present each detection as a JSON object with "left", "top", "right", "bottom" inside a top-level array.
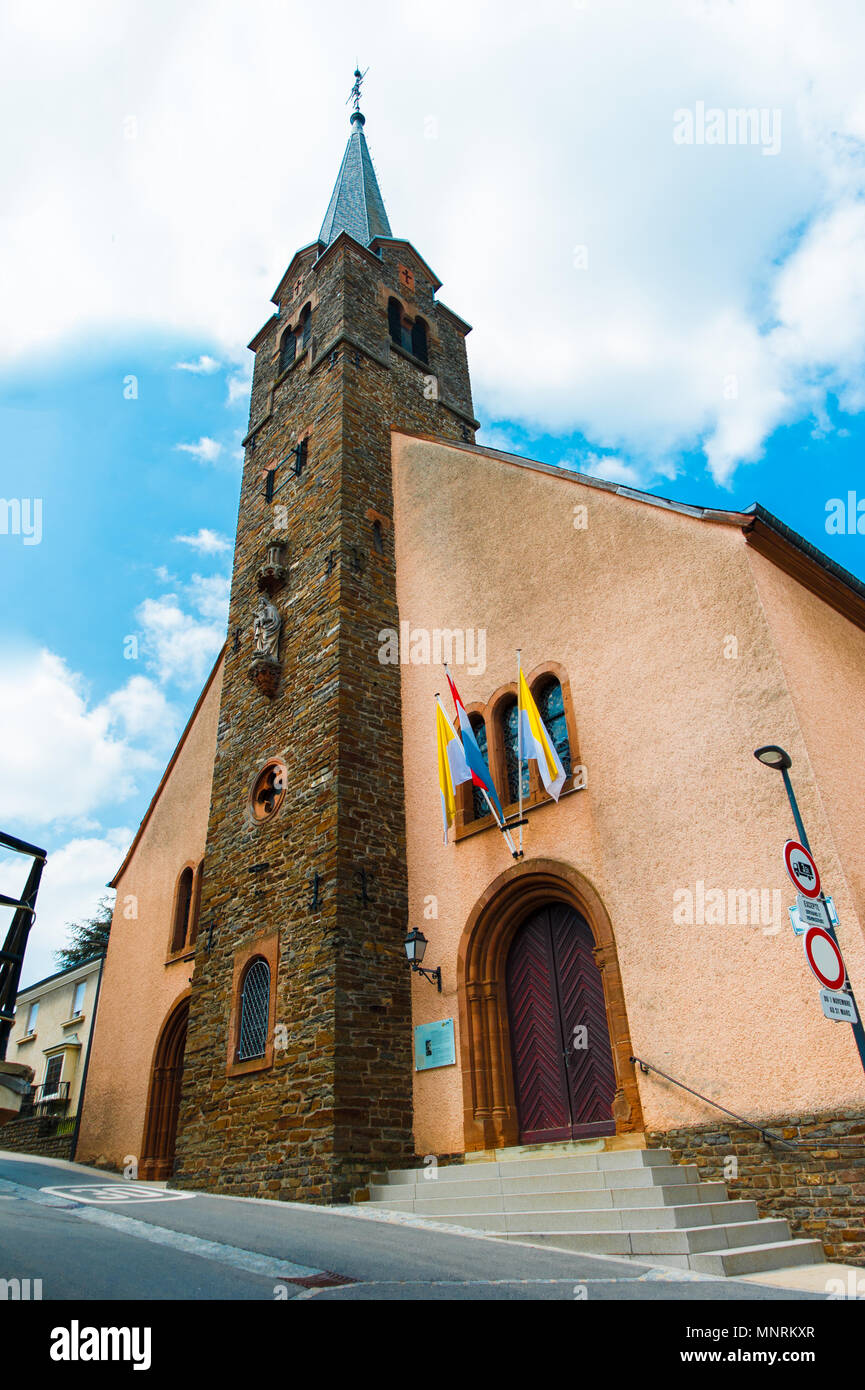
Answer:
[{"left": 70, "top": 951, "right": 106, "bottom": 1163}]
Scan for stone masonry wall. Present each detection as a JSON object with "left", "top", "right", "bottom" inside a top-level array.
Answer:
[
  {"left": 173, "top": 230, "right": 477, "bottom": 1203},
  {"left": 0, "top": 1115, "right": 75, "bottom": 1161},
  {"left": 648, "top": 1109, "right": 865, "bottom": 1266}
]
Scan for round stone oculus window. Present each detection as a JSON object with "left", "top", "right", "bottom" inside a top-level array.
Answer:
[{"left": 250, "top": 760, "right": 287, "bottom": 821}]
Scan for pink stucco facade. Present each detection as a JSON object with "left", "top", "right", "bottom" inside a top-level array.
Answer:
[
  {"left": 76, "top": 657, "right": 224, "bottom": 1169},
  {"left": 392, "top": 433, "right": 865, "bottom": 1155}
]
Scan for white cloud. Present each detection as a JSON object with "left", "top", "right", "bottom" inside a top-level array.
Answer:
[
  {"left": 101, "top": 674, "right": 181, "bottom": 753},
  {"left": 137, "top": 573, "right": 228, "bottom": 688},
  {"left": 0, "top": 652, "right": 158, "bottom": 828},
  {"left": 174, "top": 527, "right": 231, "bottom": 554},
  {"left": 579, "top": 454, "right": 646, "bottom": 489},
  {"left": 175, "top": 436, "right": 223, "bottom": 463},
  {"left": 2, "top": 1, "right": 865, "bottom": 482},
  {"left": 174, "top": 354, "right": 221, "bottom": 373},
  {"left": 0, "top": 829, "right": 130, "bottom": 988},
  {"left": 226, "top": 365, "right": 253, "bottom": 406}
]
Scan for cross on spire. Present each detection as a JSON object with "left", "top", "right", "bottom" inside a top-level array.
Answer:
[{"left": 347, "top": 66, "right": 368, "bottom": 115}]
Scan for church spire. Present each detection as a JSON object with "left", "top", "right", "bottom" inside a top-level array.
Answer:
[{"left": 318, "top": 69, "right": 392, "bottom": 249}]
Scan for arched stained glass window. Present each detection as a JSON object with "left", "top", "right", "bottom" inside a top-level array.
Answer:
[
  {"left": 300, "top": 303, "right": 312, "bottom": 350},
  {"left": 188, "top": 861, "right": 204, "bottom": 946},
  {"left": 538, "top": 679, "right": 572, "bottom": 779},
  {"left": 279, "top": 328, "right": 296, "bottom": 374},
  {"left": 238, "top": 958, "right": 270, "bottom": 1061},
  {"left": 503, "top": 699, "right": 530, "bottom": 805},
  {"left": 470, "top": 715, "right": 489, "bottom": 820}
]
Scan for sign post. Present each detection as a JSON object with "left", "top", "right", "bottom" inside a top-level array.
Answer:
[{"left": 783, "top": 837, "right": 865, "bottom": 1079}]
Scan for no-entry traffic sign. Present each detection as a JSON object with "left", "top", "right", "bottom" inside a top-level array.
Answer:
[
  {"left": 784, "top": 840, "right": 821, "bottom": 899},
  {"left": 803, "top": 925, "right": 846, "bottom": 992}
]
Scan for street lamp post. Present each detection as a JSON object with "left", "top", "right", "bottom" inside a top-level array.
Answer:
[{"left": 755, "top": 745, "right": 865, "bottom": 1079}]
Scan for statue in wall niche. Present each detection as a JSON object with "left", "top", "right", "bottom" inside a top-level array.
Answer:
[{"left": 253, "top": 594, "right": 281, "bottom": 661}]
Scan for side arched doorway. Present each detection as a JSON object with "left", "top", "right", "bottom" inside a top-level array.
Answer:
[
  {"left": 506, "top": 903, "right": 616, "bottom": 1143},
  {"left": 140, "top": 996, "right": 189, "bottom": 1180},
  {"left": 457, "top": 859, "right": 643, "bottom": 1152}
]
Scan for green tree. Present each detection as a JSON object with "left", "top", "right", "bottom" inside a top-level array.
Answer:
[{"left": 54, "top": 894, "right": 113, "bottom": 970}]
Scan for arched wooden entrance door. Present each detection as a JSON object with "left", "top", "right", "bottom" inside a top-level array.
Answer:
[
  {"left": 506, "top": 903, "right": 617, "bottom": 1143},
  {"left": 140, "top": 997, "right": 189, "bottom": 1180}
]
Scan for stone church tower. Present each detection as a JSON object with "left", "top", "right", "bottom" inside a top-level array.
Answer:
[{"left": 172, "top": 93, "right": 478, "bottom": 1201}]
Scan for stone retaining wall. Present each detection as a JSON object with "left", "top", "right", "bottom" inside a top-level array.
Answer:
[
  {"left": 648, "top": 1109, "right": 865, "bottom": 1266},
  {"left": 0, "top": 1115, "right": 75, "bottom": 1161}
]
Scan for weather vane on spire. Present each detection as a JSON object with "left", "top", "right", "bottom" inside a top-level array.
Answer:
[{"left": 347, "top": 66, "right": 368, "bottom": 114}]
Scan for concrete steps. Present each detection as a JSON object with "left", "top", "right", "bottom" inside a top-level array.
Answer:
[{"left": 363, "top": 1141, "right": 828, "bottom": 1276}]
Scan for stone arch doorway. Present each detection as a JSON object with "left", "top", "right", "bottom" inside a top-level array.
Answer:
[
  {"left": 140, "top": 995, "right": 190, "bottom": 1180},
  {"left": 456, "top": 859, "right": 643, "bottom": 1151},
  {"left": 506, "top": 902, "right": 617, "bottom": 1144}
]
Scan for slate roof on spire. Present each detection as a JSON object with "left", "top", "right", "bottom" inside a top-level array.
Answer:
[{"left": 318, "top": 110, "right": 392, "bottom": 248}]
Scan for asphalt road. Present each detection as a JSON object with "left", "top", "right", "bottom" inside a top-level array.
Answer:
[{"left": 0, "top": 1150, "right": 827, "bottom": 1302}]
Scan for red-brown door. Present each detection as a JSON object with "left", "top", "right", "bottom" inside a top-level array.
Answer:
[{"left": 506, "top": 904, "right": 616, "bottom": 1144}]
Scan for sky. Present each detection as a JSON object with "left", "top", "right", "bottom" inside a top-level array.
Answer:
[{"left": 2, "top": 0, "right": 865, "bottom": 983}]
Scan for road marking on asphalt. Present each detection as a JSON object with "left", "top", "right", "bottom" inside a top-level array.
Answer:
[
  {"left": 40, "top": 1183, "right": 196, "bottom": 1205},
  {"left": 1, "top": 1175, "right": 325, "bottom": 1285}
]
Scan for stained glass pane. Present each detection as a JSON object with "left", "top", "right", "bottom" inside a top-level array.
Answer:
[
  {"left": 539, "top": 680, "right": 572, "bottom": 778},
  {"left": 504, "top": 700, "right": 530, "bottom": 804},
  {"left": 470, "top": 716, "right": 488, "bottom": 820}
]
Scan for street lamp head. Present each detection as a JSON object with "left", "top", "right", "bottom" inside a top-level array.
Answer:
[
  {"left": 754, "top": 744, "right": 792, "bottom": 771},
  {"left": 403, "top": 928, "right": 427, "bottom": 965}
]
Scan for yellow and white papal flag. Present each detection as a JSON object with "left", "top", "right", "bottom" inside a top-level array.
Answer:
[{"left": 518, "top": 669, "right": 566, "bottom": 802}]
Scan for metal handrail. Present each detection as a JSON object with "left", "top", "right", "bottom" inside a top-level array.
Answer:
[{"left": 630, "top": 1056, "right": 803, "bottom": 1152}]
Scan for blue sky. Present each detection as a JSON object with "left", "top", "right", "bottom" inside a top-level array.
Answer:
[{"left": 2, "top": 0, "right": 865, "bottom": 982}]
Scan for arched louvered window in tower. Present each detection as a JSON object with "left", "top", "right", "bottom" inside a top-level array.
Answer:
[
  {"left": 170, "top": 867, "right": 194, "bottom": 954},
  {"left": 411, "top": 317, "right": 429, "bottom": 364},
  {"left": 238, "top": 958, "right": 270, "bottom": 1061},
  {"left": 537, "top": 678, "right": 572, "bottom": 779},
  {"left": 300, "top": 303, "right": 312, "bottom": 351},
  {"left": 502, "top": 699, "right": 530, "bottom": 806},
  {"left": 387, "top": 297, "right": 403, "bottom": 349},
  {"left": 279, "top": 327, "right": 296, "bottom": 374},
  {"left": 470, "top": 715, "right": 489, "bottom": 820}
]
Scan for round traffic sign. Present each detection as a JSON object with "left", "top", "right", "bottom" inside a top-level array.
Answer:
[
  {"left": 784, "top": 840, "right": 821, "bottom": 899},
  {"left": 803, "top": 925, "right": 846, "bottom": 991}
]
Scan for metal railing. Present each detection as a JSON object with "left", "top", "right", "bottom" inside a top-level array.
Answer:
[
  {"left": 20, "top": 1080, "right": 70, "bottom": 1117},
  {"left": 630, "top": 1056, "right": 802, "bottom": 1151}
]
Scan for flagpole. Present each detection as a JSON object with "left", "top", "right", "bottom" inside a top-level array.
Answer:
[
  {"left": 479, "top": 788, "right": 519, "bottom": 859},
  {"left": 516, "top": 648, "right": 524, "bottom": 857}
]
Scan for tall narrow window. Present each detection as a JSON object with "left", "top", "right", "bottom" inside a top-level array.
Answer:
[
  {"left": 387, "top": 297, "right": 403, "bottom": 348},
  {"left": 238, "top": 958, "right": 270, "bottom": 1060},
  {"left": 171, "top": 867, "right": 194, "bottom": 953},
  {"left": 372, "top": 519, "right": 384, "bottom": 554},
  {"left": 189, "top": 861, "right": 204, "bottom": 946},
  {"left": 470, "top": 715, "right": 489, "bottom": 820},
  {"left": 26, "top": 1001, "right": 39, "bottom": 1033},
  {"left": 411, "top": 316, "right": 429, "bottom": 364},
  {"left": 43, "top": 1055, "right": 63, "bottom": 1097},
  {"left": 72, "top": 981, "right": 86, "bottom": 1017},
  {"left": 502, "top": 699, "right": 530, "bottom": 805},
  {"left": 538, "top": 678, "right": 572, "bottom": 779},
  {"left": 300, "top": 303, "right": 312, "bottom": 351},
  {"left": 279, "top": 327, "right": 296, "bottom": 374}
]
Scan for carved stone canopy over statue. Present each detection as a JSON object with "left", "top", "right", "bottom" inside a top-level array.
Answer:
[{"left": 252, "top": 594, "right": 281, "bottom": 661}]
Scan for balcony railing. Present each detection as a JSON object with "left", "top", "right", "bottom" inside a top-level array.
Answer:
[{"left": 19, "top": 1080, "right": 70, "bottom": 1117}]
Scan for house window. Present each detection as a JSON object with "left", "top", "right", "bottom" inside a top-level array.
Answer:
[
  {"left": 279, "top": 327, "right": 296, "bottom": 374},
  {"left": 171, "top": 867, "right": 194, "bottom": 953},
  {"left": 502, "top": 699, "right": 530, "bottom": 805},
  {"left": 26, "top": 1001, "right": 39, "bottom": 1034},
  {"left": 72, "top": 981, "right": 86, "bottom": 1017},
  {"left": 411, "top": 316, "right": 429, "bottom": 364},
  {"left": 470, "top": 715, "right": 489, "bottom": 821},
  {"left": 537, "top": 677, "right": 572, "bottom": 779},
  {"left": 43, "top": 1055, "right": 63, "bottom": 1096},
  {"left": 237, "top": 958, "right": 270, "bottom": 1061}
]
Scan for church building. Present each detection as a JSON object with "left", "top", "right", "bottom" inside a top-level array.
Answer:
[{"left": 76, "top": 89, "right": 865, "bottom": 1270}]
